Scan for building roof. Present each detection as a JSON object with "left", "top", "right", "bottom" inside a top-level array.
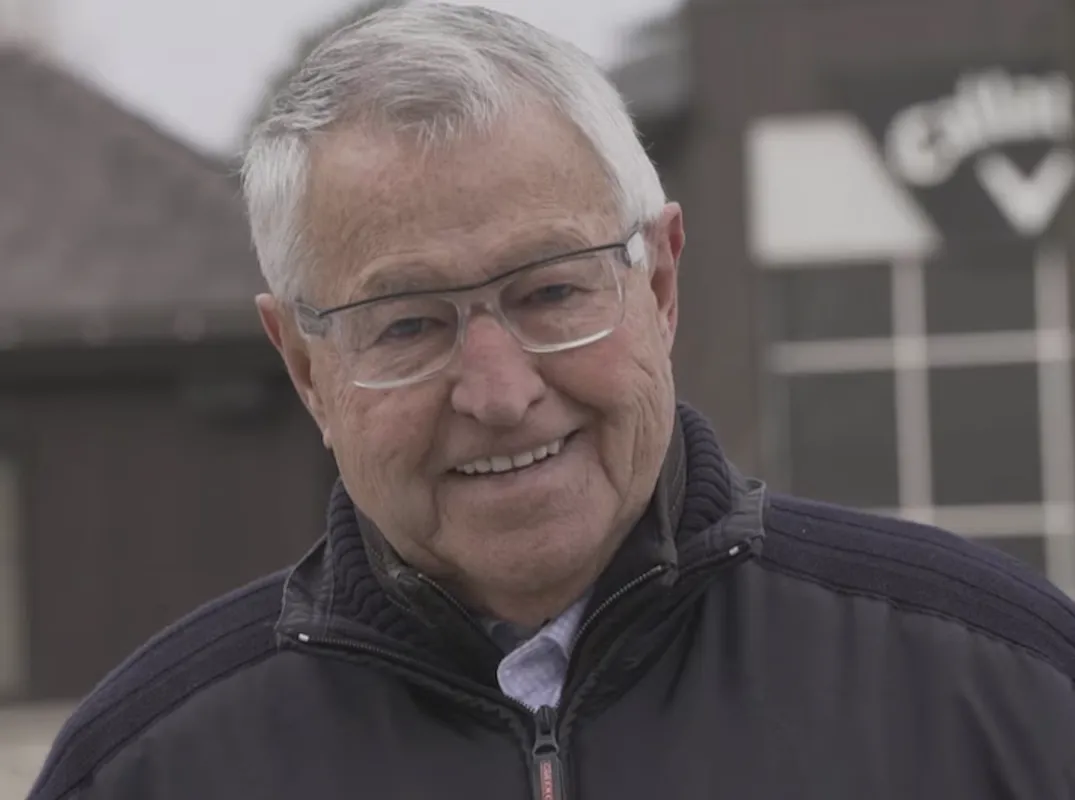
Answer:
[{"left": 0, "top": 47, "right": 264, "bottom": 347}]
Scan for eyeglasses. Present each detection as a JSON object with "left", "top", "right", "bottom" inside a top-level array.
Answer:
[{"left": 294, "top": 229, "right": 647, "bottom": 389}]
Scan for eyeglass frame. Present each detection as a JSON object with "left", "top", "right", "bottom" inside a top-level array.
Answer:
[{"left": 292, "top": 227, "right": 648, "bottom": 389}]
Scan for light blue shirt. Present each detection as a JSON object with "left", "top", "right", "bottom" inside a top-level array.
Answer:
[{"left": 484, "top": 593, "right": 590, "bottom": 710}]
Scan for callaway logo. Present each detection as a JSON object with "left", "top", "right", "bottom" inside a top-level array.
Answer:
[{"left": 883, "top": 69, "right": 1074, "bottom": 236}]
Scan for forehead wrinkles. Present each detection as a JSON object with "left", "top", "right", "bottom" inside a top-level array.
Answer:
[
  {"left": 302, "top": 130, "right": 414, "bottom": 276},
  {"left": 301, "top": 113, "right": 618, "bottom": 297}
]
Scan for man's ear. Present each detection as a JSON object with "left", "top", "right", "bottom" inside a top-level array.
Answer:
[
  {"left": 649, "top": 203, "right": 684, "bottom": 352},
  {"left": 256, "top": 294, "right": 331, "bottom": 444}
]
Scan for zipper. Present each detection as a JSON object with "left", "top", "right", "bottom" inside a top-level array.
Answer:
[
  {"left": 289, "top": 630, "right": 524, "bottom": 712},
  {"left": 557, "top": 541, "right": 754, "bottom": 738},
  {"left": 531, "top": 706, "right": 566, "bottom": 800},
  {"left": 518, "top": 563, "right": 672, "bottom": 800},
  {"left": 569, "top": 542, "right": 749, "bottom": 665},
  {"left": 568, "top": 564, "right": 670, "bottom": 654}
]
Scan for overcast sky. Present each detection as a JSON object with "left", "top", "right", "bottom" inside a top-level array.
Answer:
[{"left": 46, "top": 0, "right": 678, "bottom": 157}]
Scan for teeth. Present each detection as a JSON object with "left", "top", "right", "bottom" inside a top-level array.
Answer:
[
  {"left": 455, "top": 437, "right": 566, "bottom": 476},
  {"left": 512, "top": 452, "right": 535, "bottom": 469}
]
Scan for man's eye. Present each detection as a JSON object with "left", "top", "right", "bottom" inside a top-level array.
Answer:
[
  {"left": 524, "top": 284, "right": 577, "bottom": 304},
  {"left": 377, "top": 317, "right": 441, "bottom": 342}
]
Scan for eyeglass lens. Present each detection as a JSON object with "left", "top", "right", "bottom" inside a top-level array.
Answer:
[{"left": 333, "top": 251, "right": 624, "bottom": 386}]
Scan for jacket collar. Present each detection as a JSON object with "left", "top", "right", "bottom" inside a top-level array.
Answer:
[{"left": 277, "top": 403, "right": 766, "bottom": 681}]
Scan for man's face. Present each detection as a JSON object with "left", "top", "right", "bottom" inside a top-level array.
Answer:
[{"left": 259, "top": 108, "right": 684, "bottom": 622}]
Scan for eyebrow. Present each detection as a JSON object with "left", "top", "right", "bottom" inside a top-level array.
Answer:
[
  {"left": 355, "top": 263, "right": 448, "bottom": 299},
  {"left": 351, "top": 232, "right": 596, "bottom": 303}
]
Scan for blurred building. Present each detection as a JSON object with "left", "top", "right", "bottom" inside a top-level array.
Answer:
[
  {"left": 0, "top": 48, "right": 333, "bottom": 703},
  {"left": 616, "top": 0, "right": 1075, "bottom": 593}
]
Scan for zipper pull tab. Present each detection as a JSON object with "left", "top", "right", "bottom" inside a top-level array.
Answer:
[{"left": 531, "top": 706, "right": 566, "bottom": 800}]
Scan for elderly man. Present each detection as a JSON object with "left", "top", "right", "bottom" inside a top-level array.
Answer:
[{"left": 30, "top": 5, "right": 1075, "bottom": 799}]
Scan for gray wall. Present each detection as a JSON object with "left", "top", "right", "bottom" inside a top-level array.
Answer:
[{"left": 0, "top": 342, "right": 334, "bottom": 701}]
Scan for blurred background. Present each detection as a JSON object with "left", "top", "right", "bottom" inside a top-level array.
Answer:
[{"left": 2, "top": 0, "right": 1074, "bottom": 793}]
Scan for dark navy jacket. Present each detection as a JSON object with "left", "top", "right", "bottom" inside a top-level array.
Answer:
[{"left": 30, "top": 405, "right": 1075, "bottom": 799}]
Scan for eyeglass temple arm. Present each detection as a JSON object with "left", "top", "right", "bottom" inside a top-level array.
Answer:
[{"left": 292, "top": 301, "right": 332, "bottom": 337}]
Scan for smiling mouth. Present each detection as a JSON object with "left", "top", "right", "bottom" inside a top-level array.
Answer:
[{"left": 453, "top": 433, "right": 577, "bottom": 477}]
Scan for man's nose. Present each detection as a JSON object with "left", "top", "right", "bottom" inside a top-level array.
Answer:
[{"left": 448, "top": 314, "right": 545, "bottom": 427}]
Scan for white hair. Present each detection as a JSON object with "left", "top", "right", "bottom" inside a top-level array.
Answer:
[{"left": 242, "top": 2, "right": 667, "bottom": 300}]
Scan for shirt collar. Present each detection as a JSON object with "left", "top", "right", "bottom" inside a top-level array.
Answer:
[{"left": 483, "top": 590, "right": 592, "bottom": 655}]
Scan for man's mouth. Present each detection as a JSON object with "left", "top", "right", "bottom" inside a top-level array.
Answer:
[{"left": 452, "top": 434, "right": 574, "bottom": 476}]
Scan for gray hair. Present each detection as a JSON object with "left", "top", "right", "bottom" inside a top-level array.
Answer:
[{"left": 242, "top": 2, "right": 667, "bottom": 300}]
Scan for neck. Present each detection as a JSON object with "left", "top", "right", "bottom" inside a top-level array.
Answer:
[{"left": 456, "top": 568, "right": 602, "bottom": 630}]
